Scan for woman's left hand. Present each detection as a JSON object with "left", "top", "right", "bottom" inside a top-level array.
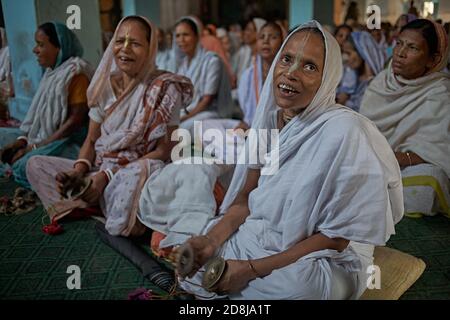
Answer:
[
  {"left": 210, "top": 260, "right": 257, "bottom": 295},
  {"left": 80, "top": 172, "right": 109, "bottom": 205}
]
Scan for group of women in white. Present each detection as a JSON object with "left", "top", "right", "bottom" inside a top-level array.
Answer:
[{"left": 0, "top": 11, "right": 449, "bottom": 300}]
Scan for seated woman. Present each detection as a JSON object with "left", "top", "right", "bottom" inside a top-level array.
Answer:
[
  {"left": 26, "top": 16, "right": 193, "bottom": 236},
  {"left": 232, "top": 18, "right": 267, "bottom": 83},
  {"left": 0, "top": 22, "right": 92, "bottom": 188},
  {"left": 339, "top": 31, "right": 386, "bottom": 112},
  {"left": 334, "top": 24, "right": 358, "bottom": 113},
  {"left": 175, "top": 21, "right": 403, "bottom": 300},
  {"left": 237, "top": 21, "right": 284, "bottom": 129},
  {"left": 171, "top": 17, "right": 233, "bottom": 133},
  {"left": 361, "top": 19, "right": 450, "bottom": 219}
]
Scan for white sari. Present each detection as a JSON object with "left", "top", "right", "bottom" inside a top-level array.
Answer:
[
  {"left": 360, "top": 22, "right": 450, "bottom": 217},
  {"left": 180, "top": 21, "right": 403, "bottom": 300}
]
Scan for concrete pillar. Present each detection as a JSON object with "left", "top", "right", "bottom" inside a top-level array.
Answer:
[
  {"left": 122, "top": 0, "right": 160, "bottom": 26},
  {"left": 289, "top": 0, "right": 335, "bottom": 28},
  {"left": 1, "top": 0, "right": 42, "bottom": 120},
  {"left": 289, "top": 0, "right": 313, "bottom": 28}
]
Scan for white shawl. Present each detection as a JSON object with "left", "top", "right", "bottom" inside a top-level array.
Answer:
[
  {"left": 214, "top": 21, "right": 403, "bottom": 299},
  {"left": 360, "top": 63, "right": 450, "bottom": 178},
  {"left": 20, "top": 57, "right": 92, "bottom": 144}
]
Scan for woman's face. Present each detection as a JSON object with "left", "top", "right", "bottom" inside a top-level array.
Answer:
[
  {"left": 175, "top": 22, "right": 198, "bottom": 57},
  {"left": 243, "top": 21, "right": 257, "bottom": 45},
  {"left": 113, "top": 20, "right": 150, "bottom": 77},
  {"left": 273, "top": 31, "right": 325, "bottom": 111},
  {"left": 220, "top": 35, "right": 232, "bottom": 53},
  {"left": 257, "top": 25, "right": 283, "bottom": 62},
  {"left": 393, "top": 29, "right": 436, "bottom": 79},
  {"left": 33, "top": 29, "right": 60, "bottom": 68},
  {"left": 335, "top": 27, "right": 351, "bottom": 48},
  {"left": 342, "top": 40, "right": 363, "bottom": 70}
]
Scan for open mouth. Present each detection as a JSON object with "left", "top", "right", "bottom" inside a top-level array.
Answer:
[
  {"left": 118, "top": 56, "right": 135, "bottom": 63},
  {"left": 278, "top": 83, "right": 300, "bottom": 97}
]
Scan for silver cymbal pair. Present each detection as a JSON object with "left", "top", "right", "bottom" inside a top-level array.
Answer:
[{"left": 176, "top": 243, "right": 227, "bottom": 291}]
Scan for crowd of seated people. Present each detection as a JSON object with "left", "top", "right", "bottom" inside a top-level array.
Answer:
[{"left": 0, "top": 10, "right": 449, "bottom": 300}]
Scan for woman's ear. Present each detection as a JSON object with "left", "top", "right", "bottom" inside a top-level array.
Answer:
[{"left": 426, "top": 52, "right": 440, "bottom": 70}]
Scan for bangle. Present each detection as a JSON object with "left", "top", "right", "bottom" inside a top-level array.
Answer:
[
  {"left": 17, "top": 136, "right": 28, "bottom": 144},
  {"left": 74, "top": 159, "right": 92, "bottom": 171},
  {"left": 247, "top": 260, "right": 262, "bottom": 278},
  {"left": 406, "top": 152, "right": 412, "bottom": 167},
  {"left": 104, "top": 169, "right": 114, "bottom": 182}
]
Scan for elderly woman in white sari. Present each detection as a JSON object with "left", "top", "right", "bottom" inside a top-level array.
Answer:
[
  {"left": 339, "top": 31, "right": 386, "bottom": 112},
  {"left": 361, "top": 19, "right": 450, "bottom": 219},
  {"left": 171, "top": 17, "right": 233, "bottom": 134},
  {"left": 175, "top": 21, "right": 403, "bottom": 300},
  {"left": 26, "top": 16, "right": 193, "bottom": 236}
]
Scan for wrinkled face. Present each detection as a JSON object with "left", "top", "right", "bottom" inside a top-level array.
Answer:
[
  {"left": 33, "top": 29, "right": 60, "bottom": 68},
  {"left": 393, "top": 29, "right": 436, "bottom": 79},
  {"left": 113, "top": 20, "right": 150, "bottom": 77},
  {"left": 175, "top": 22, "right": 198, "bottom": 57},
  {"left": 257, "top": 25, "right": 283, "bottom": 62},
  {"left": 335, "top": 27, "right": 351, "bottom": 48},
  {"left": 273, "top": 31, "right": 325, "bottom": 111},
  {"left": 243, "top": 21, "right": 257, "bottom": 45},
  {"left": 343, "top": 40, "right": 363, "bottom": 70}
]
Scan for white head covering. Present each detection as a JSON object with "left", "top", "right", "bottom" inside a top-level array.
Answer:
[
  {"left": 253, "top": 18, "right": 267, "bottom": 34},
  {"left": 216, "top": 28, "right": 227, "bottom": 39},
  {"left": 221, "top": 21, "right": 403, "bottom": 238},
  {"left": 87, "top": 16, "right": 158, "bottom": 110},
  {"left": 350, "top": 31, "right": 386, "bottom": 75},
  {"left": 221, "top": 20, "right": 344, "bottom": 212}
]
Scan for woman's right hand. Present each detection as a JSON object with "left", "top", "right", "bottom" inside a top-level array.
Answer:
[
  {"left": 0, "top": 140, "right": 27, "bottom": 164},
  {"left": 55, "top": 170, "right": 85, "bottom": 197},
  {"left": 176, "top": 235, "right": 219, "bottom": 278}
]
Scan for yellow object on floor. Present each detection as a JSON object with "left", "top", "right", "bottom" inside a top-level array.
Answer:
[{"left": 360, "top": 246, "right": 426, "bottom": 300}]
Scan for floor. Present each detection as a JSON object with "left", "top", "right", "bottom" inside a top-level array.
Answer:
[{"left": 1, "top": 179, "right": 449, "bottom": 300}]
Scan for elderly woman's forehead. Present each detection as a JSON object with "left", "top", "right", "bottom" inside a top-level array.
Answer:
[
  {"left": 117, "top": 21, "right": 146, "bottom": 36},
  {"left": 285, "top": 30, "right": 324, "bottom": 50}
]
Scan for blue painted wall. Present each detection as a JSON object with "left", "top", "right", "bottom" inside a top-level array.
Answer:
[
  {"left": 289, "top": 0, "right": 313, "bottom": 28},
  {"left": 122, "top": 0, "right": 160, "bottom": 26},
  {"left": 2, "top": 0, "right": 42, "bottom": 121}
]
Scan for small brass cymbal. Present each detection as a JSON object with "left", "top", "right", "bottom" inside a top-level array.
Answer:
[
  {"left": 65, "top": 177, "right": 92, "bottom": 200},
  {"left": 202, "top": 257, "right": 227, "bottom": 291}
]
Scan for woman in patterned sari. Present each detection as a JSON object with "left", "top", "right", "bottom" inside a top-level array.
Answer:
[{"left": 26, "top": 16, "right": 193, "bottom": 236}]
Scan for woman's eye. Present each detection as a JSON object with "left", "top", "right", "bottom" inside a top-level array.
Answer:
[
  {"left": 281, "top": 55, "right": 291, "bottom": 64},
  {"left": 304, "top": 64, "right": 317, "bottom": 72}
]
